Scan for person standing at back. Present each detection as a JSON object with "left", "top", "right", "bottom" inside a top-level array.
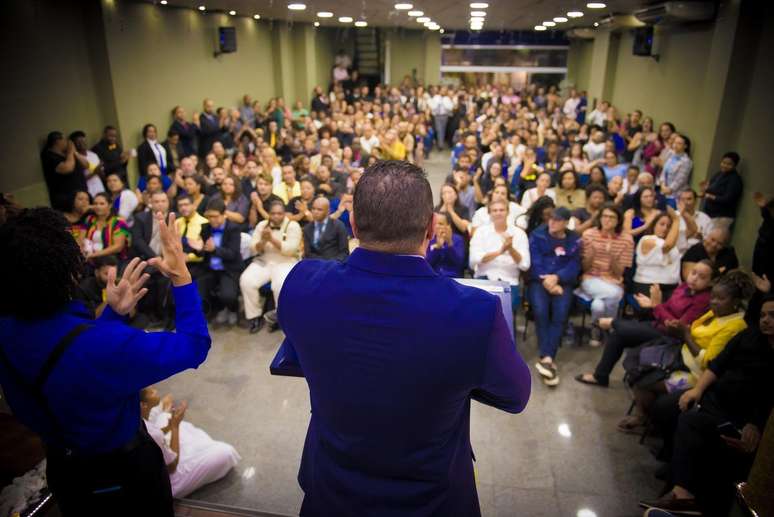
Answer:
[
  {"left": 278, "top": 160, "right": 531, "bottom": 517},
  {"left": 0, "top": 208, "right": 210, "bottom": 516}
]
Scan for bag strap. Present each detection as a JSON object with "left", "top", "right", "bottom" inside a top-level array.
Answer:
[{"left": 0, "top": 323, "right": 92, "bottom": 442}]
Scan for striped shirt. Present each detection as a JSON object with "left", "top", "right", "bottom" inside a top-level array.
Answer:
[{"left": 581, "top": 228, "right": 634, "bottom": 284}]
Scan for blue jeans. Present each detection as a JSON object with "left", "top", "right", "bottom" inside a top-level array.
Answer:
[{"left": 529, "top": 281, "right": 573, "bottom": 360}]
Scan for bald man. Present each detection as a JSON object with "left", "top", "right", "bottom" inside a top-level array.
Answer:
[
  {"left": 681, "top": 226, "right": 739, "bottom": 280},
  {"left": 302, "top": 197, "right": 350, "bottom": 262}
]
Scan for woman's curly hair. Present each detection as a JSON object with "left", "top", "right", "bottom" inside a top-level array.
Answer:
[
  {"left": 0, "top": 208, "right": 85, "bottom": 319},
  {"left": 714, "top": 269, "right": 756, "bottom": 309}
]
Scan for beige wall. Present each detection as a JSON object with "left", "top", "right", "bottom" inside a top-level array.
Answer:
[
  {"left": 566, "top": 39, "right": 593, "bottom": 91},
  {"left": 386, "top": 30, "right": 441, "bottom": 86},
  {"left": 0, "top": 0, "right": 115, "bottom": 205}
]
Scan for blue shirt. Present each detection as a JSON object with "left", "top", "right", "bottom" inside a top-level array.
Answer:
[
  {"left": 210, "top": 225, "right": 225, "bottom": 270},
  {"left": 426, "top": 234, "right": 466, "bottom": 277},
  {"left": 603, "top": 163, "right": 629, "bottom": 180},
  {"left": 136, "top": 173, "right": 172, "bottom": 193},
  {"left": 528, "top": 225, "right": 581, "bottom": 284},
  {"left": 0, "top": 283, "right": 210, "bottom": 453},
  {"left": 328, "top": 198, "right": 352, "bottom": 236}
]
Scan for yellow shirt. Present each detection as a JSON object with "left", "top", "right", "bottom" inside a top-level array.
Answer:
[
  {"left": 688, "top": 310, "right": 747, "bottom": 368},
  {"left": 273, "top": 181, "right": 301, "bottom": 204},
  {"left": 378, "top": 141, "right": 407, "bottom": 161},
  {"left": 175, "top": 212, "right": 209, "bottom": 263}
]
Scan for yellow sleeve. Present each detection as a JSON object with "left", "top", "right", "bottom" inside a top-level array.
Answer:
[{"left": 701, "top": 319, "right": 747, "bottom": 368}]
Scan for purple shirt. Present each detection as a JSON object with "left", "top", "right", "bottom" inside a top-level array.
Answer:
[
  {"left": 426, "top": 234, "right": 465, "bottom": 277},
  {"left": 653, "top": 283, "right": 711, "bottom": 332}
]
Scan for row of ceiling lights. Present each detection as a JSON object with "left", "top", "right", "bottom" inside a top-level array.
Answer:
[
  {"left": 469, "top": 2, "right": 488, "bottom": 31},
  {"left": 534, "top": 2, "right": 606, "bottom": 31},
  {"left": 395, "top": 3, "right": 442, "bottom": 32},
  {"left": 158, "top": 2, "right": 370, "bottom": 27}
]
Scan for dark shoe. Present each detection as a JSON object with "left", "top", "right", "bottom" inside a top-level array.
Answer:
[
  {"left": 249, "top": 317, "right": 264, "bottom": 334},
  {"left": 535, "top": 361, "right": 559, "bottom": 387},
  {"left": 574, "top": 373, "right": 609, "bottom": 387},
  {"left": 639, "top": 493, "right": 701, "bottom": 515}
]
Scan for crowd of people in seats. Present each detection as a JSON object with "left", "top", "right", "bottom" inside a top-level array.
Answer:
[{"left": 18, "top": 78, "right": 772, "bottom": 513}]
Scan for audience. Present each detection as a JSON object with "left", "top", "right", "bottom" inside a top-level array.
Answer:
[
  {"left": 302, "top": 197, "right": 349, "bottom": 262},
  {"left": 681, "top": 226, "right": 739, "bottom": 280},
  {"left": 426, "top": 212, "right": 465, "bottom": 278},
  {"left": 91, "top": 125, "right": 129, "bottom": 182},
  {"left": 435, "top": 183, "right": 470, "bottom": 238},
  {"left": 632, "top": 208, "right": 681, "bottom": 300},
  {"left": 82, "top": 192, "right": 130, "bottom": 261},
  {"left": 210, "top": 175, "right": 248, "bottom": 227},
  {"left": 521, "top": 172, "right": 556, "bottom": 211},
  {"left": 676, "top": 189, "right": 712, "bottom": 254},
  {"left": 700, "top": 151, "right": 744, "bottom": 230}
]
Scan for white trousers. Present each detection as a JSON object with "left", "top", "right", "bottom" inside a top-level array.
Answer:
[{"left": 239, "top": 260, "right": 295, "bottom": 319}]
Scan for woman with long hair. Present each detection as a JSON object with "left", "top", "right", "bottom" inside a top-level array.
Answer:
[
  {"left": 82, "top": 192, "right": 131, "bottom": 261},
  {"left": 435, "top": 183, "right": 471, "bottom": 238}
]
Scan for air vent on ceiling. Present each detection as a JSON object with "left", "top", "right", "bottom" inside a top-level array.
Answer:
[{"left": 634, "top": 1, "right": 715, "bottom": 25}]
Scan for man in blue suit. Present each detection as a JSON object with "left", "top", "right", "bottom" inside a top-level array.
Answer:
[{"left": 278, "top": 160, "right": 531, "bottom": 517}]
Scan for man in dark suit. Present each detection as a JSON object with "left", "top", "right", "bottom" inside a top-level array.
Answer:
[
  {"left": 278, "top": 161, "right": 531, "bottom": 517},
  {"left": 196, "top": 198, "right": 243, "bottom": 325},
  {"left": 195, "top": 98, "right": 221, "bottom": 158},
  {"left": 136, "top": 124, "right": 170, "bottom": 179},
  {"left": 302, "top": 197, "right": 349, "bottom": 261},
  {"left": 130, "top": 191, "right": 173, "bottom": 326}
]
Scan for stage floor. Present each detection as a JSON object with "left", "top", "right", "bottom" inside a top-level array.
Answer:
[{"left": 155, "top": 154, "right": 662, "bottom": 516}]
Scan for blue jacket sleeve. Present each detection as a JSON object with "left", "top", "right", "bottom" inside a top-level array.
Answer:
[
  {"left": 472, "top": 297, "right": 531, "bottom": 413},
  {"left": 554, "top": 236, "right": 582, "bottom": 285},
  {"left": 528, "top": 233, "right": 546, "bottom": 278},
  {"left": 98, "top": 282, "right": 211, "bottom": 394}
]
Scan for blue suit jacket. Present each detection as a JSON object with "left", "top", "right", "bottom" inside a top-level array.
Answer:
[{"left": 278, "top": 248, "right": 531, "bottom": 517}]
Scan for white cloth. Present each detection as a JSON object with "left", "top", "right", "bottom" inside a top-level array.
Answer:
[
  {"left": 83, "top": 150, "right": 105, "bottom": 197},
  {"left": 587, "top": 109, "right": 607, "bottom": 128},
  {"left": 469, "top": 223, "right": 530, "bottom": 285},
  {"left": 147, "top": 139, "right": 168, "bottom": 171},
  {"left": 359, "top": 135, "right": 381, "bottom": 155},
  {"left": 634, "top": 236, "right": 682, "bottom": 285},
  {"left": 429, "top": 95, "right": 453, "bottom": 117},
  {"left": 144, "top": 407, "right": 240, "bottom": 499},
  {"left": 677, "top": 211, "right": 713, "bottom": 254},
  {"left": 116, "top": 189, "right": 139, "bottom": 226},
  {"left": 563, "top": 97, "right": 580, "bottom": 119},
  {"left": 520, "top": 188, "right": 556, "bottom": 211},
  {"left": 471, "top": 202, "right": 525, "bottom": 231},
  {"left": 583, "top": 141, "right": 606, "bottom": 162}
]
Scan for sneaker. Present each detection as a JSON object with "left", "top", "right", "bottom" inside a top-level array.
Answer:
[
  {"left": 227, "top": 311, "right": 238, "bottom": 326},
  {"left": 248, "top": 317, "right": 264, "bottom": 334},
  {"left": 215, "top": 308, "right": 229, "bottom": 324},
  {"left": 639, "top": 493, "right": 701, "bottom": 515},
  {"left": 589, "top": 326, "right": 603, "bottom": 347},
  {"left": 535, "top": 361, "right": 560, "bottom": 387}
]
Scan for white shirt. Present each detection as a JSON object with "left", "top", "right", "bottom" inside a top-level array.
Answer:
[
  {"left": 634, "top": 236, "right": 682, "bottom": 285},
  {"left": 583, "top": 141, "right": 606, "bottom": 162},
  {"left": 116, "top": 189, "right": 139, "bottom": 226},
  {"left": 471, "top": 202, "right": 525, "bottom": 231},
  {"left": 360, "top": 135, "right": 380, "bottom": 155},
  {"left": 429, "top": 95, "right": 453, "bottom": 117},
  {"left": 563, "top": 97, "right": 580, "bottom": 119},
  {"left": 147, "top": 139, "right": 168, "bottom": 170},
  {"left": 83, "top": 150, "right": 105, "bottom": 197},
  {"left": 469, "top": 223, "right": 530, "bottom": 285},
  {"left": 520, "top": 188, "right": 556, "bottom": 211},
  {"left": 250, "top": 217, "right": 302, "bottom": 264},
  {"left": 588, "top": 109, "right": 607, "bottom": 128},
  {"left": 677, "top": 210, "right": 713, "bottom": 254}
]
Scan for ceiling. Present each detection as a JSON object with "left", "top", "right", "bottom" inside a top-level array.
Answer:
[{"left": 141, "top": 0, "right": 658, "bottom": 31}]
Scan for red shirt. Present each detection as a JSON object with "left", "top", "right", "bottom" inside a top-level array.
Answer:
[{"left": 652, "top": 283, "right": 711, "bottom": 332}]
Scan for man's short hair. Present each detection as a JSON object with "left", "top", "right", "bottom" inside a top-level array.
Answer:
[
  {"left": 177, "top": 193, "right": 192, "bottom": 204},
  {"left": 206, "top": 198, "right": 226, "bottom": 214},
  {"left": 722, "top": 151, "right": 740, "bottom": 166},
  {"left": 269, "top": 200, "right": 286, "bottom": 212},
  {"left": 92, "top": 255, "right": 118, "bottom": 270},
  {"left": 354, "top": 160, "right": 433, "bottom": 252}
]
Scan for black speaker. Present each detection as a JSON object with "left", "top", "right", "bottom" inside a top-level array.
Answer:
[
  {"left": 632, "top": 26, "right": 653, "bottom": 56},
  {"left": 219, "top": 27, "right": 237, "bottom": 53}
]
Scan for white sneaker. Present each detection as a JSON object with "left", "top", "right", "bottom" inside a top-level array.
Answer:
[
  {"left": 535, "top": 361, "right": 560, "bottom": 387},
  {"left": 215, "top": 308, "right": 229, "bottom": 324}
]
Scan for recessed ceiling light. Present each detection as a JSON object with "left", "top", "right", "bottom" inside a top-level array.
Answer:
[
  {"left": 407, "top": 10, "right": 424, "bottom": 16},
  {"left": 159, "top": 0, "right": 168, "bottom": 4},
  {"left": 593, "top": 21, "right": 600, "bottom": 26},
  {"left": 470, "top": 22, "right": 483, "bottom": 28},
  {"left": 534, "top": 25, "right": 547, "bottom": 31},
  {"left": 470, "top": 10, "right": 486, "bottom": 16},
  {"left": 567, "top": 11, "right": 584, "bottom": 17},
  {"left": 471, "top": 25, "right": 482, "bottom": 30},
  {"left": 470, "top": 15, "right": 485, "bottom": 21},
  {"left": 198, "top": 5, "right": 206, "bottom": 11},
  {"left": 288, "top": 3, "right": 306, "bottom": 10},
  {"left": 394, "top": 3, "right": 413, "bottom": 9},
  {"left": 470, "top": 2, "right": 489, "bottom": 8},
  {"left": 314, "top": 21, "right": 320, "bottom": 26},
  {"left": 543, "top": 20, "right": 556, "bottom": 26},
  {"left": 355, "top": 20, "right": 368, "bottom": 27},
  {"left": 417, "top": 16, "right": 430, "bottom": 22},
  {"left": 428, "top": 25, "right": 440, "bottom": 30},
  {"left": 253, "top": 14, "right": 260, "bottom": 19},
  {"left": 228, "top": 10, "right": 236, "bottom": 15},
  {"left": 587, "top": 2, "right": 606, "bottom": 8},
  {"left": 338, "top": 16, "right": 353, "bottom": 22},
  {"left": 317, "top": 11, "right": 333, "bottom": 17},
  {"left": 554, "top": 16, "right": 568, "bottom": 22}
]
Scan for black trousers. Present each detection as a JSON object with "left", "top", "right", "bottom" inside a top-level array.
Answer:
[
  {"left": 46, "top": 425, "right": 173, "bottom": 517},
  {"left": 196, "top": 269, "right": 239, "bottom": 315},
  {"left": 593, "top": 319, "right": 663, "bottom": 383},
  {"left": 651, "top": 391, "right": 754, "bottom": 516}
]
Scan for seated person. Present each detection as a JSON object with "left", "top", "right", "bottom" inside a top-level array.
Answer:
[
  {"left": 82, "top": 192, "right": 130, "bottom": 261},
  {"left": 286, "top": 178, "right": 317, "bottom": 228},
  {"left": 426, "top": 212, "right": 465, "bottom": 278},
  {"left": 602, "top": 150, "right": 628, "bottom": 180},
  {"left": 621, "top": 270, "right": 753, "bottom": 432},
  {"left": 520, "top": 172, "right": 556, "bottom": 211},
  {"left": 248, "top": 174, "right": 283, "bottom": 228},
  {"left": 330, "top": 192, "right": 354, "bottom": 237},
  {"left": 632, "top": 208, "right": 681, "bottom": 300},
  {"left": 471, "top": 184, "right": 525, "bottom": 233},
  {"left": 446, "top": 166, "right": 476, "bottom": 217},
  {"left": 435, "top": 183, "right": 470, "bottom": 238},
  {"left": 312, "top": 165, "right": 343, "bottom": 199},
  {"left": 621, "top": 172, "right": 667, "bottom": 212},
  {"left": 175, "top": 194, "right": 210, "bottom": 278},
  {"left": 577, "top": 203, "right": 634, "bottom": 346},
  {"left": 554, "top": 169, "right": 586, "bottom": 211},
  {"left": 469, "top": 199, "right": 531, "bottom": 310},
  {"left": 210, "top": 174, "right": 248, "bottom": 227},
  {"left": 517, "top": 195, "right": 557, "bottom": 235},
  {"left": 474, "top": 161, "right": 506, "bottom": 201},
  {"left": 183, "top": 174, "right": 210, "bottom": 216},
  {"left": 105, "top": 171, "right": 139, "bottom": 226},
  {"left": 77, "top": 255, "right": 118, "bottom": 318},
  {"left": 676, "top": 188, "right": 712, "bottom": 254},
  {"left": 140, "top": 388, "right": 240, "bottom": 499},
  {"left": 273, "top": 164, "right": 301, "bottom": 204},
  {"left": 528, "top": 207, "right": 581, "bottom": 387},
  {"left": 642, "top": 295, "right": 774, "bottom": 516},
  {"left": 302, "top": 197, "right": 349, "bottom": 261},
  {"left": 624, "top": 186, "right": 660, "bottom": 239},
  {"left": 575, "top": 260, "right": 714, "bottom": 387},
  {"left": 571, "top": 184, "right": 607, "bottom": 234},
  {"left": 240, "top": 200, "right": 301, "bottom": 333},
  {"left": 682, "top": 226, "right": 739, "bottom": 279},
  {"left": 193, "top": 199, "right": 243, "bottom": 325},
  {"left": 136, "top": 163, "right": 172, "bottom": 196}
]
